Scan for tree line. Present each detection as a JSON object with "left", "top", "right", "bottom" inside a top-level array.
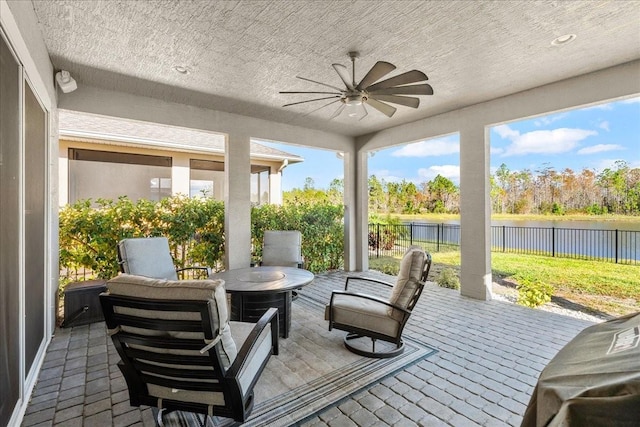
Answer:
[{"left": 285, "top": 160, "right": 640, "bottom": 215}]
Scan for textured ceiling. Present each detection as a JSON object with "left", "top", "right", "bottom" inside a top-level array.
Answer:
[{"left": 32, "top": 0, "right": 640, "bottom": 137}]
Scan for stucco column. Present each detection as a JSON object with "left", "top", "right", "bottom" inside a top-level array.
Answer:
[
  {"left": 354, "top": 149, "right": 369, "bottom": 272},
  {"left": 224, "top": 133, "right": 251, "bottom": 269},
  {"left": 171, "top": 153, "right": 190, "bottom": 196},
  {"left": 269, "top": 166, "right": 283, "bottom": 205},
  {"left": 459, "top": 125, "right": 492, "bottom": 300}
]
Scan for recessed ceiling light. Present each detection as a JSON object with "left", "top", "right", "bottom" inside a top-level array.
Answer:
[
  {"left": 173, "top": 65, "right": 190, "bottom": 74},
  {"left": 551, "top": 34, "right": 577, "bottom": 46}
]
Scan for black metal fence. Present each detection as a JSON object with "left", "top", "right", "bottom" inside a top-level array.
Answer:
[{"left": 368, "top": 223, "right": 640, "bottom": 264}]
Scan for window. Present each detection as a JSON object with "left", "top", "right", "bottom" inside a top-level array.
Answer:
[
  {"left": 251, "top": 165, "right": 270, "bottom": 205},
  {"left": 190, "top": 159, "right": 224, "bottom": 199},
  {"left": 68, "top": 148, "right": 172, "bottom": 203}
]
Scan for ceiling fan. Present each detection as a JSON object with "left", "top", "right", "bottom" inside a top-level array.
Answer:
[{"left": 279, "top": 51, "right": 433, "bottom": 120}]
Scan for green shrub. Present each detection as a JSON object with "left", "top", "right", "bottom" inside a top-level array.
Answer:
[
  {"left": 437, "top": 268, "right": 460, "bottom": 289},
  {"left": 59, "top": 196, "right": 344, "bottom": 289},
  {"left": 251, "top": 202, "right": 344, "bottom": 273},
  {"left": 516, "top": 278, "right": 553, "bottom": 308}
]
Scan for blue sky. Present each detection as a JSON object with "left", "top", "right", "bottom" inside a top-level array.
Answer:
[{"left": 260, "top": 97, "right": 640, "bottom": 191}]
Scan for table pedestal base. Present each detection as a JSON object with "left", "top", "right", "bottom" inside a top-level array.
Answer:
[{"left": 230, "top": 291, "right": 292, "bottom": 338}]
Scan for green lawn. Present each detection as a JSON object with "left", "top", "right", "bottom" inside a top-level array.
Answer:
[{"left": 370, "top": 251, "right": 640, "bottom": 317}]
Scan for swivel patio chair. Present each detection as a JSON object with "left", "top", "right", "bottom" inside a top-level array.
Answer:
[
  {"left": 259, "top": 230, "right": 304, "bottom": 268},
  {"left": 100, "top": 274, "right": 279, "bottom": 425},
  {"left": 258, "top": 230, "right": 304, "bottom": 299},
  {"left": 117, "top": 236, "right": 210, "bottom": 280},
  {"left": 326, "top": 246, "right": 431, "bottom": 358}
]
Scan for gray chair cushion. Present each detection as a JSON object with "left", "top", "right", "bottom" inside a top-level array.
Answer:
[
  {"left": 118, "top": 237, "right": 179, "bottom": 280},
  {"left": 326, "top": 294, "right": 401, "bottom": 337},
  {"left": 389, "top": 248, "right": 427, "bottom": 309},
  {"left": 106, "top": 274, "right": 238, "bottom": 368},
  {"left": 262, "top": 230, "right": 302, "bottom": 267}
]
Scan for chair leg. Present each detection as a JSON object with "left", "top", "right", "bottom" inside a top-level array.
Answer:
[{"left": 343, "top": 333, "right": 405, "bottom": 358}]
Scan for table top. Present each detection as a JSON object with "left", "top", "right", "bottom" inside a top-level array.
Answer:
[{"left": 209, "top": 266, "right": 314, "bottom": 294}]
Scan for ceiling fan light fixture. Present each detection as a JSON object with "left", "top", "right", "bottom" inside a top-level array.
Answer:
[{"left": 345, "top": 94, "right": 363, "bottom": 107}]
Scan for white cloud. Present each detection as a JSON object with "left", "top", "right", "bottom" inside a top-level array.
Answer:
[
  {"left": 493, "top": 124, "right": 519, "bottom": 140},
  {"left": 370, "top": 169, "right": 403, "bottom": 183},
  {"left": 598, "top": 121, "right": 610, "bottom": 132},
  {"left": 490, "top": 146, "right": 504, "bottom": 155},
  {"left": 496, "top": 124, "right": 597, "bottom": 156},
  {"left": 417, "top": 165, "right": 460, "bottom": 184},
  {"left": 534, "top": 113, "right": 567, "bottom": 127},
  {"left": 621, "top": 97, "right": 640, "bottom": 104},
  {"left": 391, "top": 138, "right": 459, "bottom": 157},
  {"left": 577, "top": 144, "right": 624, "bottom": 155}
]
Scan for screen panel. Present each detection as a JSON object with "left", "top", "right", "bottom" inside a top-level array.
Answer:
[
  {"left": 0, "top": 31, "right": 22, "bottom": 426},
  {"left": 24, "top": 80, "right": 46, "bottom": 377}
]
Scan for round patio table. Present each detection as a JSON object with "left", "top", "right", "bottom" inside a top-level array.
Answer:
[{"left": 209, "top": 266, "right": 314, "bottom": 338}]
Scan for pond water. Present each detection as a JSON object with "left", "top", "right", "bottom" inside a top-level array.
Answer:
[{"left": 402, "top": 218, "right": 640, "bottom": 262}]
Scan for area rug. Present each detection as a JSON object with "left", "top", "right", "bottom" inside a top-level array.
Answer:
[{"left": 160, "top": 294, "right": 437, "bottom": 426}]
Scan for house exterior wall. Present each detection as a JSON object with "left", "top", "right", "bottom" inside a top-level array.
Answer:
[{"left": 58, "top": 139, "right": 285, "bottom": 206}]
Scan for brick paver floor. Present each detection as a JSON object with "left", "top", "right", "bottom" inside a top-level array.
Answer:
[{"left": 22, "top": 271, "right": 593, "bottom": 426}]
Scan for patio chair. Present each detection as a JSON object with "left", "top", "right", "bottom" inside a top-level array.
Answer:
[
  {"left": 326, "top": 246, "right": 431, "bottom": 358},
  {"left": 259, "top": 230, "right": 304, "bottom": 268},
  {"left": 100, "top": 274, "right": 279, "bottom": 425},
  {"left": 117, "top": 237, "right": 210, "bottom": 280}
]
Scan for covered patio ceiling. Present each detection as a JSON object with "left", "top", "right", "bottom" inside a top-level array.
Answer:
[{"left": 32, "top": 0, "right": 640, "bottom": 138}]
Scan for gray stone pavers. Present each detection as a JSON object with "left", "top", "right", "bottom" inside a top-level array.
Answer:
[{"left": 21, "top": 270, "right": 593, "bottom": 426}]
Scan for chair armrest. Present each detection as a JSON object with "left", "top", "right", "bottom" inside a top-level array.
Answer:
[
  {"left": 226, "top": 307, "right": 279, "bottom": 378},
  {"left": 329, "top": 290, "right": 411, "bottom": 317},
  {"left": 344, "top": 276, "right": 394, "bottom": 291},
  {"left": 176, "top": 266, "right": 211, "bottom": 278}
]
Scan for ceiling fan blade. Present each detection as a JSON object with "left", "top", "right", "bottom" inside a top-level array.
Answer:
[
  {"left": 365, "top": 98, "right": 397, "bottom": 117},
  {"left": 329, "top": 104, "right": 346, "bottom": 120},
  {"left": 304, "top": 99, "right": 341, "bottom": 116},
  {"left": 332, "top": 63, "right": 354, "bottom": 90},
  {"left": 364, "top": 70, "right": 428, "bottom": 92},
  {"left": 280, "top": 91, "right": 342, "bottom": 95},
  {"left": 367, "top": 83, "right": 434, "bottom": 96},
  {"left": 356, "top": 61, "right": 396, "bottom": 91},
  {"left": 296, "top": 76, "right": 344, "bottom": 92},
  {"left": 369, "top": 94, "right": 420, "bottom": 108},
  {"left": 283, "top": 96, "right": 341, "bottom": 107}
]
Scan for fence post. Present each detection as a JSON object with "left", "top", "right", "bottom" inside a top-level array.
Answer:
[
  {"left": 410, "top": 223, "right": 413, "bottom": 246},
  {"left": 552, "top": 227, "right": 555, "bottom": 257},
  {"left": 502, "top": 225, "right": 506, "bottom": 253},
  {"left": 437, "top": 223, "right": 441, "bottom": 252},
  {"left": 615, "top": 229, "right": 619, "bottom": 264}
]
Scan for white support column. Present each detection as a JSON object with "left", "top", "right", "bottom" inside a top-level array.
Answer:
[
  {"left": 225, "top": 133, "right": 251, "bottom": 269},
  {"left": 354, "top": 149, "right": 369, "bottom": 272},
  {"left": 459, "top": 125, "right": 492, "bottom": 300},
  {"left": 269, "top": 166, "right": 283, "bottom": 205},
  {"left": 342, "top": 150, "right": 356, "bottom": 271},
  {"left": 171, "top": 153, "right": 190, "bottom": 196}
]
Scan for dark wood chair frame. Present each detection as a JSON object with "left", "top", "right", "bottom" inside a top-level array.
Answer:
[
  {"left": 328, "top": 252, "right": 431, "bottom": 358},
  {"left": 100, "top": 293, "right": 279, "bottom": 424}
]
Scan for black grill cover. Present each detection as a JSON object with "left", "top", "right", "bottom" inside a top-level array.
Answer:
[{"left": 521, "top": 312, "right": 640, "bottom": 427}]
